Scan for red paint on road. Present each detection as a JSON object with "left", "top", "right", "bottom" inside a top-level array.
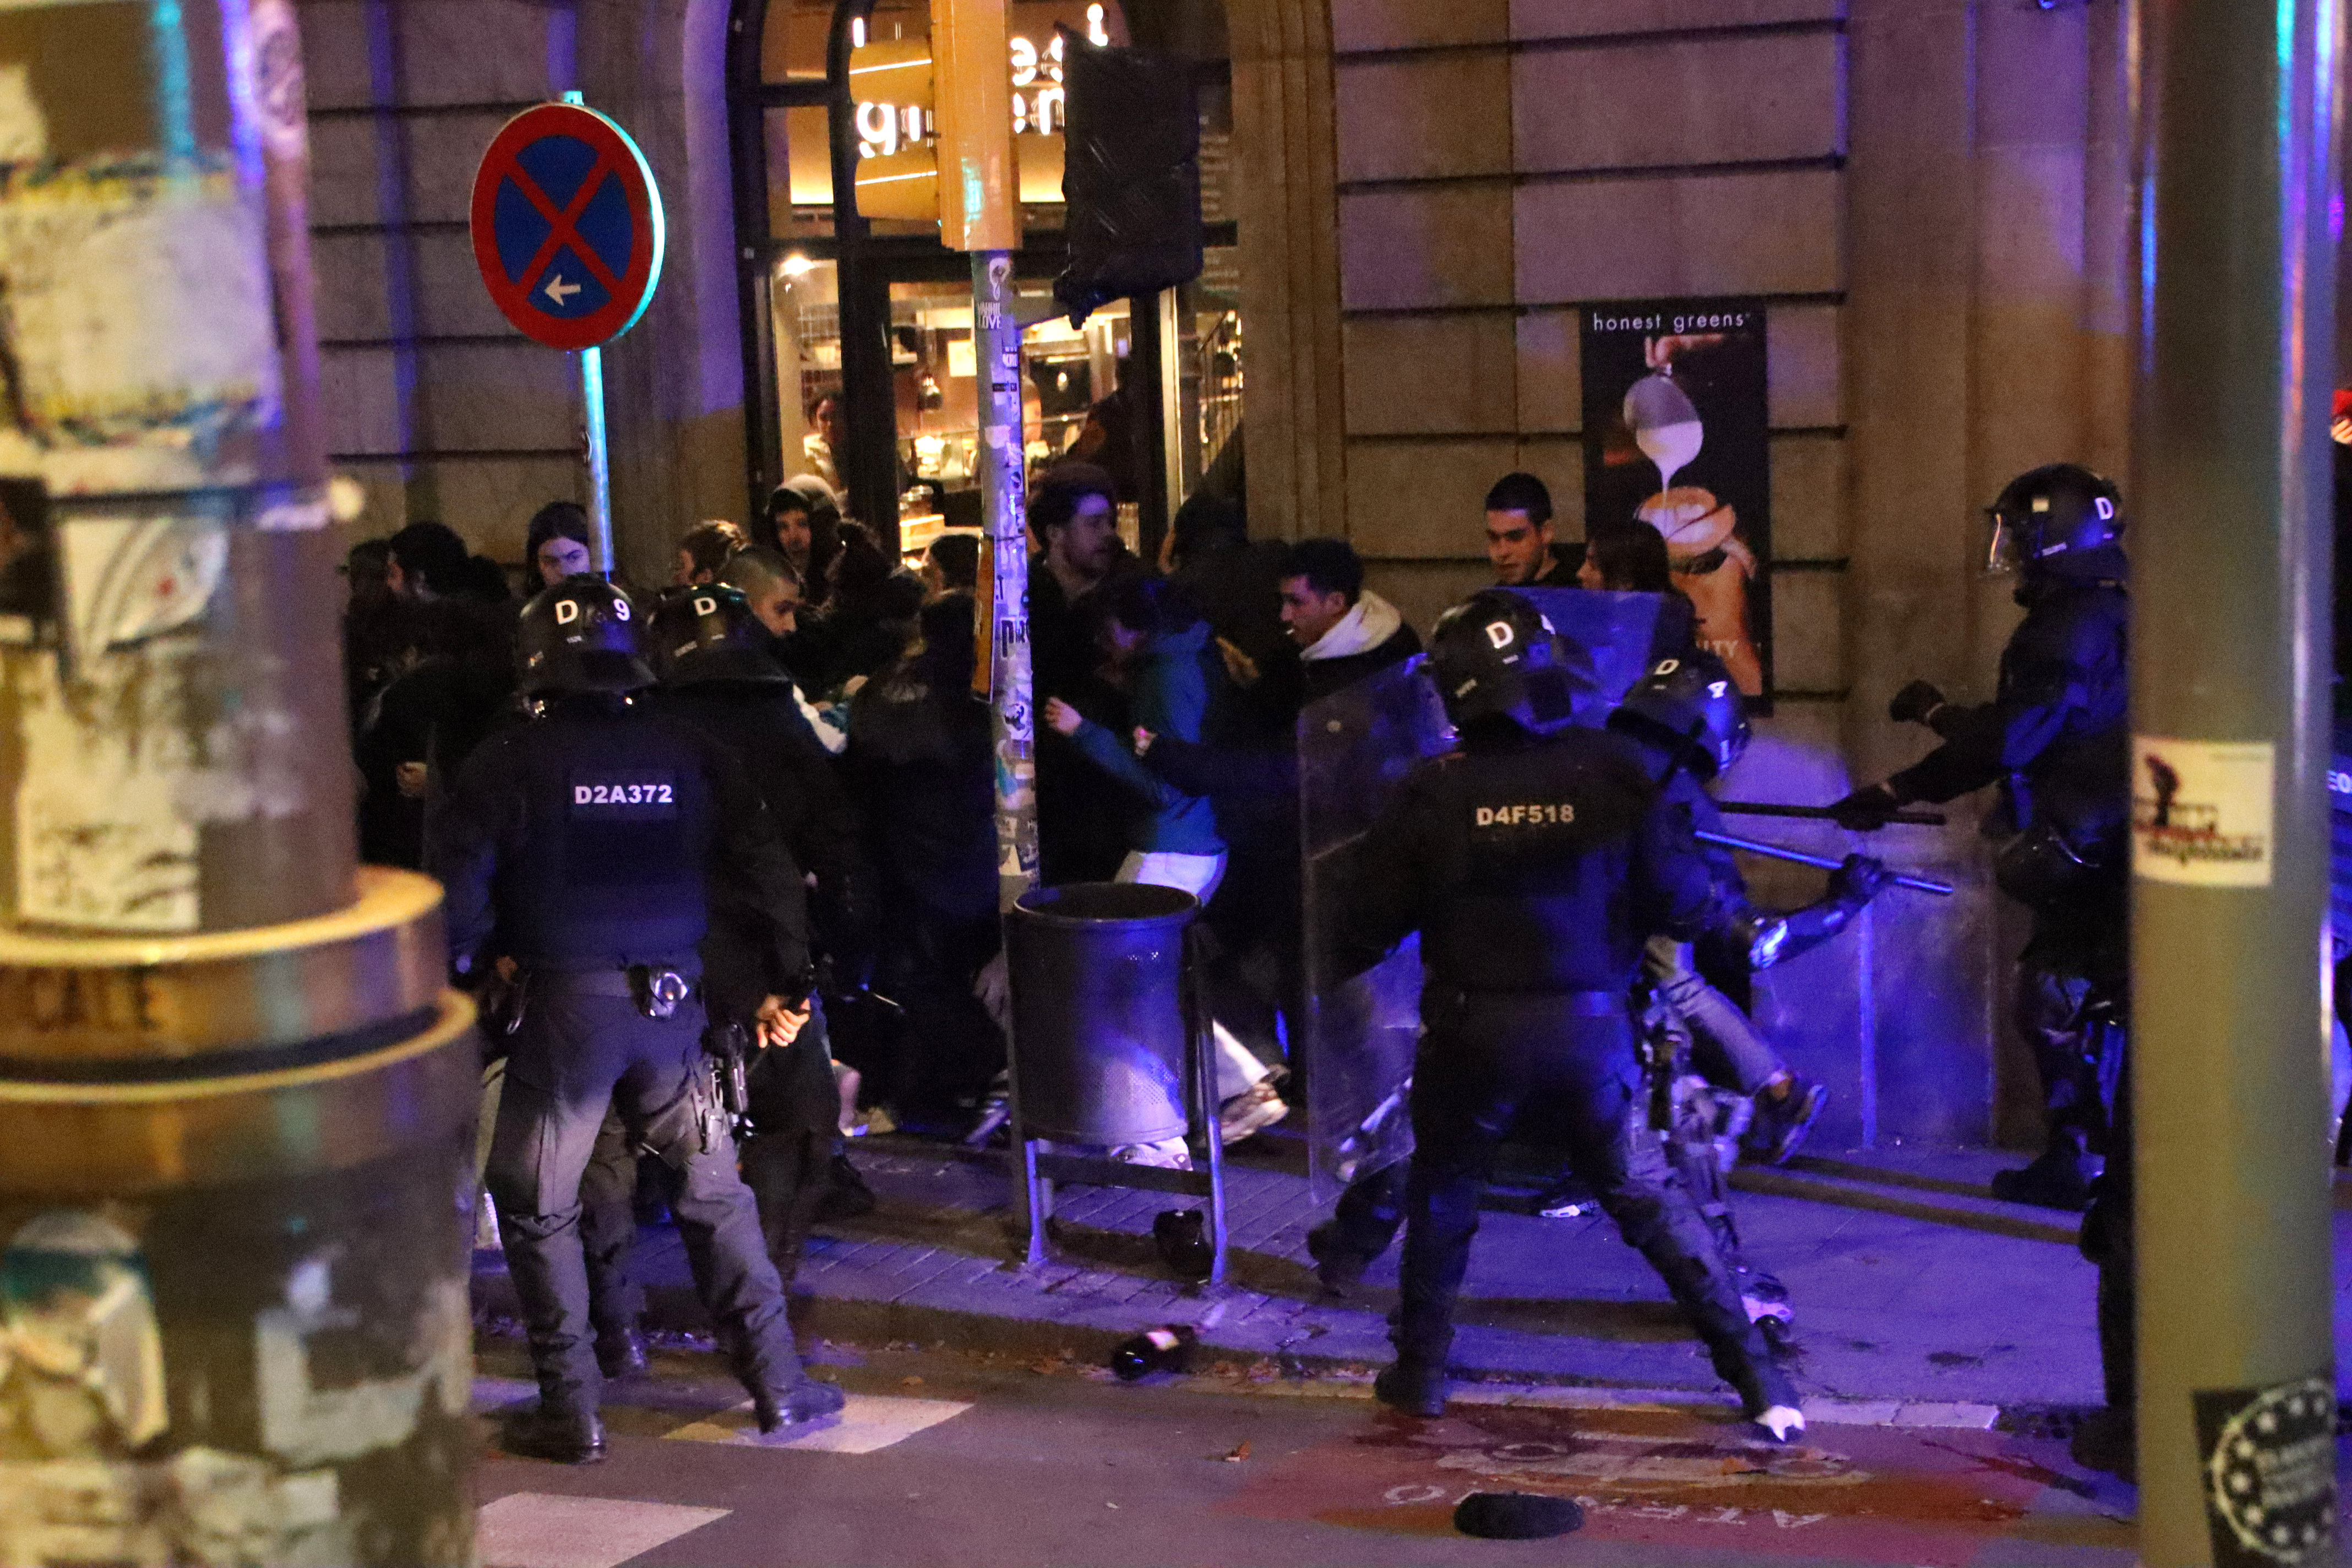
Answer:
[{"left": 1218, "top": 1403, "right": 2133, "bottom": 1565}]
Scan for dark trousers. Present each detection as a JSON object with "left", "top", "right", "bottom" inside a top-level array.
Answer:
[
  {"left": 486, "top": 992, "right": 801, "bottom": 1414},
  {"left": 2079, "top": 1049, "right": 2135, "bottom": 1412},
  {"left": 579, "top": 1109, "right": 643, "bottom": 1336},
  {"left": 1397, "top": 992, "right": 1779, "bottom": 1409},
  {"left": 2018, "top": 906, "right": 2127, "bottom": 1158},
  {"left": 739, "top": 1026, "right": 843, "bottom": 1285}
]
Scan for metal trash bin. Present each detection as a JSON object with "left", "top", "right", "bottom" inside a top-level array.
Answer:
[
  {"left": 1002, "top": 880, "right": 1233, "bottom": 1282},
  {"left": 1005, "top": 881, "right": 1198, "bottom": 1145}
]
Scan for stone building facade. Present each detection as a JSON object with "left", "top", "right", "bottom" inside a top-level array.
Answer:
[{"left": 301, "top": 0, "right": 2153, "bottom": 1147}]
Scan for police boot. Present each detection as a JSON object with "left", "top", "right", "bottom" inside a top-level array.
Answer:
[
  {"left": 1305, "top": 1221, "right": 1374, "bottom": 1296},
  {"left": 1374, "top": 1357, "right": 1448, "bottom": 1418},
  {"left": 750, "top": 1374, "right": 847, "bottom": 1434},
  {"left": 596, "top": 1321, "right": 650, "bottom": 1380},
  {"left": 1730, "top": 1356, "right": 1806, "bottom": 1443},
  {"left": 502, "top": 1404, "right": 607, "bottom": 1465},
  {"left": 1990, "top": 1139, "right": 2093, "bottom": 1212},
  {"left": 2068, "top": 1404, "right": 2136, "bottom": 1483}
]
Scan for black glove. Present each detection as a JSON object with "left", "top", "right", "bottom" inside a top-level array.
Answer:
[
  {"left": 1828, "top": 782, "right": 1904, "bottom": 832},
  {"left": 1888, "top": 680, "right": 1947, "bottom": 728},
  {"left": 1828, "top": 853, "right": 1892, "bottom": 908}
]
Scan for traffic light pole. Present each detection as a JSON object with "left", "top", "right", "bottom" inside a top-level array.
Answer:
[
  {"left": 0, "top": 4, "right": 477, "bottom": 1561},
  {"left": 2133, "top": 0, "right": 2339, "bottom": 1556}
]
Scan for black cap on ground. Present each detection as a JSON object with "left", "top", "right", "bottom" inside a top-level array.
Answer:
[{"left": 1452, "top": 1491, "right": 1584, "bottom": 1540}]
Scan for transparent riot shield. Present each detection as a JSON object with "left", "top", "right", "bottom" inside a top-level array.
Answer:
[
  {"left": 1511, "top": 587, "right": 1665, "bottom": 710},
  {"left": 1298, "top": 591, "right": 1671, "bottom": 1205},
  {"left": 1299, "top": 659, "right": 1452, "bottom": 1205}
]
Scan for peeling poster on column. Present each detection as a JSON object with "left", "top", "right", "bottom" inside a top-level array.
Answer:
[
  {"left": 1582, "top": 300, "right": 1772, "bottom": 704},
  {"left": 2131, "top": 736, "right": 2274, "bottom": 888}
]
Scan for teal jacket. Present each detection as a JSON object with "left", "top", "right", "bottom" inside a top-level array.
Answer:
[{"left": 1070, "top": 622, "right": 1226, "bottom": 856}]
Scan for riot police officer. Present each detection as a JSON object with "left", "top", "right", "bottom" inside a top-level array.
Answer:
[
  {"left": 1337, "top": 591, "right": 1804, "bottom": 1439},
  {"left": 1832, "top": 464, "right": 2128, "bottom": 1213},
  {"left": 1830, "top": 463, "right": 2131, "bottom": 1472},
  {"left": 430, "top": 577, "right": 843, "bottom": 1463},
  {"left": 647, "top": 584, "right": 866, "bottom": 1281}
]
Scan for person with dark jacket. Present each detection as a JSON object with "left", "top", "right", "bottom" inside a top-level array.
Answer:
[
  {"left": 1485, "top": 471, "right": 1583, "bottom": 589},
  {"left": 850, "top": 593, "right": 1005, "bottom": 1126},
  {"left": 431, "top": 578, "right": 841, "bottom": 1463},
  {"left": 1577, "top": 524, "right": 1701, "bottom": 665},
  {"left": 1043, "top": 576, "right": 1288, "bottom": 1147},
  {"left": 1832, "top": 463, "right": 2132, "bottom": 1476},
  {"left": 1168, "top": 489, "right": 1294, "bottom": 706},
  {"left": 644, "top": 584, "right": 873, "bottom": 1280},
  {"left": 356, "top": 596, "right": 516, "bottom": 868},
  {"left": 1030, "top": 461, "right": 1136, "bottom": 885},
  {"left": 1339, "top": 591, "right": 1800, "bottom": 1438}
]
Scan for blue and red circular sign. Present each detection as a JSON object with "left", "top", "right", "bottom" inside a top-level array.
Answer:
[{"left": 470, "top": 102, "right": 665, "bottom": 350}]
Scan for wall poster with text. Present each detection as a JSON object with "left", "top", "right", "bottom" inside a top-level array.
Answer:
[{"left": 1581, "top": 300, "right": 1772, "bottom": 703}]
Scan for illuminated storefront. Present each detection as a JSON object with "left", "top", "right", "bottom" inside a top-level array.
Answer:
[{"left": 724, "top": 0, "right": 1242, "bottom": 561}]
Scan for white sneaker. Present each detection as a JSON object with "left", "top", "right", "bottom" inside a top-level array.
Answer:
[
  {"left": 1755, "top": 1406, "right": 1806, "bottom": 1442},
  {"left": 1112, "top": 1136, "right": 1194, "bottom": 1170},
  {"left": 1218, "top": 1080, "right": 1289, "bottom": 1142}
]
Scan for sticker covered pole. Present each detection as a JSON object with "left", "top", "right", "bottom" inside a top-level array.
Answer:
[
  {"left": 932, "top": 0, "right": 1028, "bottom": 905},
  {"left": 0, "top": 5, "right": 479, "bottom": 1560},
  {"left": 2132, "top": 0, "right": 2339, "bottom": 1552}
]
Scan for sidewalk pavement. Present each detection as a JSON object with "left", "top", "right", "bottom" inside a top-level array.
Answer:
[{"left": 471, "top": 1129, "right": 2304, "bottom": 1424}]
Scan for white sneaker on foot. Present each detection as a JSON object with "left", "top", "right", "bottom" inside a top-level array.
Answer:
[{"left": 1218, "top": 1080, "right": 1289, "bottom": 1142}]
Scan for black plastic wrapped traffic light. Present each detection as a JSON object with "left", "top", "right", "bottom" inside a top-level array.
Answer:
[{"left": 1053, "top": 29, "right": 1202, "bottom": 325}]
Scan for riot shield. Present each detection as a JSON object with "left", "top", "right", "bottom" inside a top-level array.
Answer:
[
  {"left": 1297, "top": 590, "right": 1672, "bottom": 1205},
  {"left": 1299, "top": 658, "right": 1451, "bottom": 1205},
  {"left": 1511, "top": 587, "right": 1665, "bottom": 711}
]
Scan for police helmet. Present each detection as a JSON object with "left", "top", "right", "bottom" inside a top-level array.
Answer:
[
  {"left": 1985, "top": 464, "right": 2124, "bottom": 579},
  {"left": 1427, "top": 589, "right": 1596, "bottom": 736},
  {"left": 648, "top": 584, "right": 787, "bottom": 685},
  {"left": 1609, "top": 651, "right": 1750, "bottom": 780},
  {"left": 517, "top": 575, "right": 653, "bottom": 695}
]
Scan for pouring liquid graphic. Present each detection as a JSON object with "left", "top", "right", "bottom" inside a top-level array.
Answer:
[{"left": 1625, "top": 372, "right": 1703, "bottom": 489}]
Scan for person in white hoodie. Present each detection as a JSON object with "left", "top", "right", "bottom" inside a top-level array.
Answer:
[{"left": 1280, "top": 538, "right": 1422, "bottom": 706}]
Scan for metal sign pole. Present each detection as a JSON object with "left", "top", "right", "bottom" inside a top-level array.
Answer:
[
  {"left": 581, "top": 341, "right": 614, "bottom": 576},
  {"left": 560, "top": 90, "right": 617, "bottom": 577},
  {"left": 2133, "top": 0, "right": 2338, "bottom": 1550}
]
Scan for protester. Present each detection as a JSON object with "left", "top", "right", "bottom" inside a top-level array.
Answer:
[
  {"left": 1280, "top": 537, "right": 1422, "bottom": 705},
  {"left": 386, "top": 521, "right": 471, "bottom": 601},
  {"left": 1029, "top": 461, "right": 1135, "bottom": 885},
  {"left": 925, "top": 532, "right": 980, "bottom": 596},
  {"left": 676, "top": 520, "right": 748, "bottom": 587},
  {"left": 1577, "top": 524, "right": 1699, "bottom": 660},
  {"left": 850, "top": 592, "right": 1005, "bottom": 1129},
  {"left": 525, "top": 501, "right": 594, "bottom": 587},
  {"left": 1044, "top": 575, "right": 1289, "bottom": 1151},
  {"left": 1484, "top": 472, "right": 1578, "bottom": 587}
]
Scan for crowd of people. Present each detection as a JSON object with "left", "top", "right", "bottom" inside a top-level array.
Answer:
[{"left": 343, "top": 453, "right": 2131, "bottom": 1475}]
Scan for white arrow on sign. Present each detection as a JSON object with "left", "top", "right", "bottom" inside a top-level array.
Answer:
[{"left": 544, "top": 274, "right": 582, "bottom": 306}]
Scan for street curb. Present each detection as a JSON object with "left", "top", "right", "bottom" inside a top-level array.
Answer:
[{"left": 1730, "top": 1164, "right": 2081, "bottom": 1245}]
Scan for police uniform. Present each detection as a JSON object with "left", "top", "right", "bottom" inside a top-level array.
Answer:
[
  {"left": 1336, "top": 594, "right": 1798, "bottom": 1431},
  {"left": 1836, "top": 465, "right": 2133, "bottom": 1465},
  {"left": 429, "top": 578, "right": 839, "bottom": 1461}
]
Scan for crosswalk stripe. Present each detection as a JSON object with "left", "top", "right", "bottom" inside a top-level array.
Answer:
[
  {"left": 666, "top": 1392, "right": 974, "bottom": 1454},
  {"left": 477, "top": 1493, "right": 729, "bottom": 1568}
]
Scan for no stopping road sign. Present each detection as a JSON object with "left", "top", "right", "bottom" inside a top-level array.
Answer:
[{"left": 470, "top": 101, "right": 665, "bottom": 350}]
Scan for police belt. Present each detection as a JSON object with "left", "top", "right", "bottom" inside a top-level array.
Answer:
[{"left": 530, "top": 968, "right": 701, "bottom": 998}]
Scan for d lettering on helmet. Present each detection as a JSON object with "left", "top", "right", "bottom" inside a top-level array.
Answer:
[
  {"left": 556, "top": 598, "right": 581, "bottom": 625},
  {"left": 1652, "top": 657, "right": 1680, "bottom": 676},
  {"left": 1485, "top": 620, "right": 1515, "bottom": 650},
  {"left": 694, "top": 595, "right": 717, "bottom": 617},
  {"left": 2094, "top": 496, "right": 2115, "bottom": 522}
]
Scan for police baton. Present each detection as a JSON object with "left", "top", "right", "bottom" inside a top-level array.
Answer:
[
  {"left": 1695, "top": 829, "right": 1955, "bottom": 896},
  {"left": 1715, "top": 800, "right": 1947, "bottom": 827}
]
